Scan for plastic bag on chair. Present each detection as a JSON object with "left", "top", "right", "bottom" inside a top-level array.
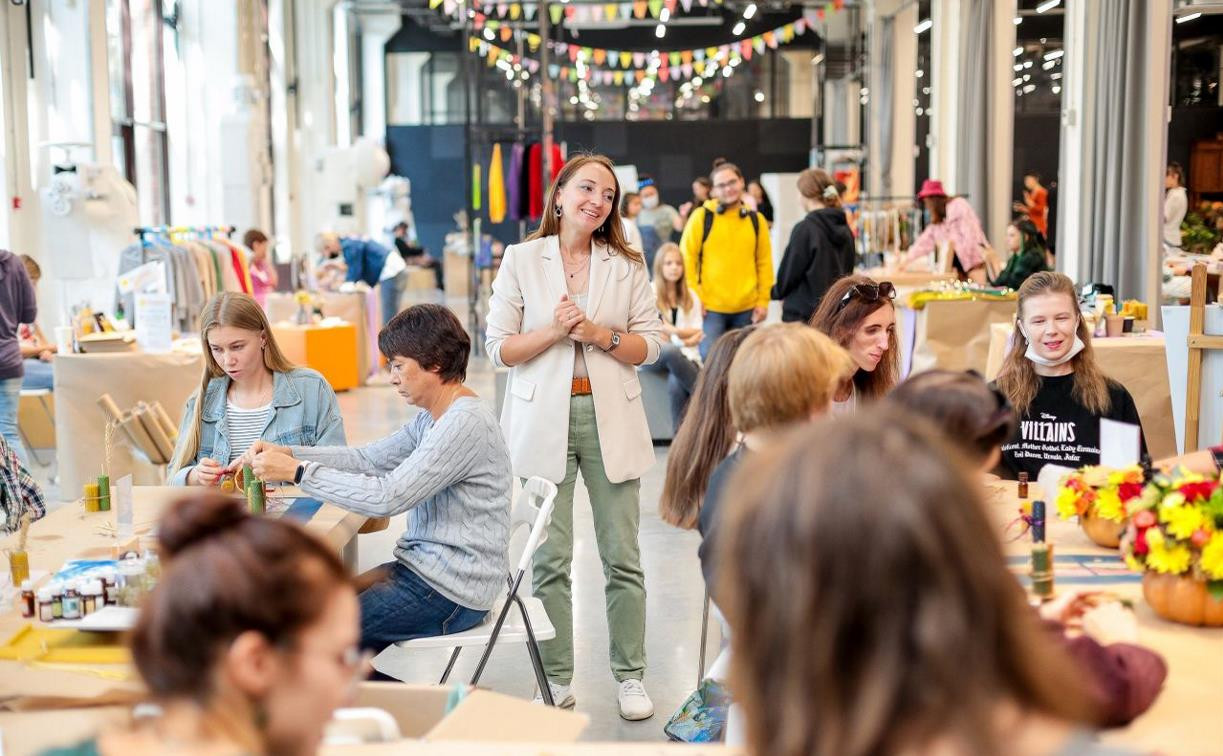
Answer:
[{"left": 663, "top": 677, "right": 730, "bottom": 743}]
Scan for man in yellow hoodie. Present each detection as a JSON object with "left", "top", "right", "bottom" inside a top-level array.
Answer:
[{"left": 680, "top": 163, "right": 773, "bottom": 359}]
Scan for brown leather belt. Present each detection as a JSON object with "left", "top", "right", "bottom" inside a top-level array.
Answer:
[{"left": 571, "top": 377, "right": 593, "bottom": 396}]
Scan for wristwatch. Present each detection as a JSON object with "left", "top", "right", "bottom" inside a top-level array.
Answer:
[
  {"left": 294, "top": 463, "right": 306, "bottom": 485},
  {"left": 603, "top": 331, "right": 622, "bottom": 352}
]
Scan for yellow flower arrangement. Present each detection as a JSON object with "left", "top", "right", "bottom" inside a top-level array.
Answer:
[
  {"left": 1056, "top": 465, "right": 1145, "bottom": 525},
  {"left": 1122, "top": 468, "right": 1223, "bottom": 586}
]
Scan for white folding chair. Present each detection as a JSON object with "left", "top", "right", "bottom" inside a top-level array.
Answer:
[{"left": 394, "top": 476, "right": 559, "bottom": 704}]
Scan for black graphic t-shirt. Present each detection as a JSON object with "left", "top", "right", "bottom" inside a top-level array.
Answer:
[{"left": 998, "top": 374, "right": 1145, "bottom": 480}]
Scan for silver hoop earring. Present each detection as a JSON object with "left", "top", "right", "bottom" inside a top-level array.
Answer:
[{"left": 554, "top": 205, "right": 563, "bottom": 218}]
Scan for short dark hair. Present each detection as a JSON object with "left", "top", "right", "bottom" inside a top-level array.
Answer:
[
  {"left": 393, "top": 221, "right": 409, "bottom": 233},
  {"left": 242, "top": 229, "right": 268, "bottom": 249},
  {"left": 1023, "top": 169, "right": 1041, "bottom": 181},
  {"left": 1167, "top": 162, "right": 1183, "bottom": 184},
  {"left": 621, "top": 192, "right": 640, "bottom": 213},
  {"left": 378, "top": 304, "right": 470, "bottom": 383}
]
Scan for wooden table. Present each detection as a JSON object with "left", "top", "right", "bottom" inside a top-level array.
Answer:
[
  {"left": 983, "top": 324, "right": 1178, "bottom": 460},
  {"left": 986, "top": 480, "right": 1223, "bottom": 755},
  {"left": 0, "top": 487, "right": 367, "bottom": 702},
  {"left": 271, "top": 323, "right": 361, "bottom": 392}
]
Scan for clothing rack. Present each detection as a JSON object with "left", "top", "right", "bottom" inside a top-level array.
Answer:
[{"left": 134, "top": 225, "right": 234, "bottom": 241}]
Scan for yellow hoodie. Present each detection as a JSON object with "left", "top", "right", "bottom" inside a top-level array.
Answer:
[{"left": 679, "top": 200, "right": 773, "bottom": 313}]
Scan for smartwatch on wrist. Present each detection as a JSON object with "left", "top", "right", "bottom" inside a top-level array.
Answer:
[
  {"left": 603, "top": 331, "right": 622, "bottom": 352},
  {"left": 294, "top": 463, "right": 306, "bottom": 485}
]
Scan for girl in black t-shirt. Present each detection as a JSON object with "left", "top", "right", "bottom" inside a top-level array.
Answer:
[{"left": 994, "top": 272, "right": 1144, "bottom": 479}]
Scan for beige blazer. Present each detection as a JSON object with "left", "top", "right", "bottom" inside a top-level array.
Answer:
[{"left": 486, "top": 235, "right": 664, "bottom": 484}]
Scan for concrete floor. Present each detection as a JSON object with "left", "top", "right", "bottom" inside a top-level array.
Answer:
[{"left": 338, "top": 361, "right": 714, "bottom": 743}]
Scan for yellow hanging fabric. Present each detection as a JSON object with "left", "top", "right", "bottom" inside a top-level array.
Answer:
[{"left": 488, "top": 144, "right": 507, "bottom": 223}]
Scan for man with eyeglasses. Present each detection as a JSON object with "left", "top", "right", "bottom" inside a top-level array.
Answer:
[{"left": 679, "top": 162, "right": 773, "bottom": 360}]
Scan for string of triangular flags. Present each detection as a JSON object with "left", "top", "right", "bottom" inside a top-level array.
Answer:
[
  {"left": 468, "top": 16, "right": 812, "bottom": 86},
  {"left": 472, "top": 17, "right": 807, "bottom": 86},
  {"left": 431, "top": 0, "right": 845, "bottom": 26}
]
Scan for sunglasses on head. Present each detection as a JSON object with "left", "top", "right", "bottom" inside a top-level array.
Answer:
[{"left": 836, "top": 281, "right": 897, "bottom": 312}]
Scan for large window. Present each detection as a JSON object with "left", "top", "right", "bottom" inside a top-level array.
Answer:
[{"left": 107, "top": 0, "right": 171, "bottom": 225}]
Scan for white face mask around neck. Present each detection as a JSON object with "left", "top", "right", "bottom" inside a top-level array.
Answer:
[{"left": 1018, "top": 321, "right": 1085, "bottom": 367}]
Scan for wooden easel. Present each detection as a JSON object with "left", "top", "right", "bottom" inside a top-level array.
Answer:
[{"left": 1183, "top": 264, "right": 1223, "bottom": 452}]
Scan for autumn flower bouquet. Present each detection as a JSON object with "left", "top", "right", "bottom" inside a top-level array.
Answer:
[
  {"left": 1056, "top": 465, "right": 1145, "bottom": 548},
  {"left": 1122, "top": 469, "right": 1223, "bottom": 626}
]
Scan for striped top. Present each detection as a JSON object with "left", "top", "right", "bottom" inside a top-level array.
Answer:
[{"left": 226, "top": 401, "right": 273, "bottom": 463}]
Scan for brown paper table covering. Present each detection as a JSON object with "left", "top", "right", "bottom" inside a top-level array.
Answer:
[
  {"left": 902, "top": 298, "right": 1019, "bottom": 375},
  {"left": 54, "top": 351, "right": 205, "bottom": 496},
  {"left": 0, "top": 487, "right": 365, "bottom": 704},
  {"left": 265, "top": 290, "right": 379, "bottom": 383},
  {"left": 983, "top": 323, "right": 1177, "bottom": 460},
  {"left": 986, "top": 480, "right": 1222, "bottom": 755}
]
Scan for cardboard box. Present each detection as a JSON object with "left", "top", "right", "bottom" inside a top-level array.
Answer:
[{"left": 350, "top": 683, "right": 588, "bottom": 743}]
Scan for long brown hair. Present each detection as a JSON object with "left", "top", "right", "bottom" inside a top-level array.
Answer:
[
  {"left": 809, "top": 275, "right": 900, "bottom": 401},
  {"left": 995, "top": 272, "right": 1111, "bottom": 416},
  {"left": 169, "top": 293, "right": 296, "bottom": 477},
  {"left": 652, "top": 242, "right": 693, "bottom": 314},
  {"left": 925, "top": 195, "right": 950, "bottom": 224},
  {"left": 526, "top": 153, "right": 644, "bottom": 266},
  {"left": 796, "top": 168, "right": 841, "bottom": 209},
  {"left": 659, "top": 325, "right": 756, "bottom": 529},
  {"left": 131, "top": 492, "right": 350, "bottom": 700},
  {"left": 720, "top": 409, "right": 1096, "bottom": 756}
]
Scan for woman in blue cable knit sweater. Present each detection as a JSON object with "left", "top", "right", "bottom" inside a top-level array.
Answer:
[{"left": 239, "top": 304, "right": 512, "bottom": 653}]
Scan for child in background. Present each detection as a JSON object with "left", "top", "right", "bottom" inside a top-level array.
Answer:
[
  {"left": 17, "top": 255, "right": 54, "bottom": 392},
  {"left": 642, "top": 243, "right": 703, "bottom": 429}
]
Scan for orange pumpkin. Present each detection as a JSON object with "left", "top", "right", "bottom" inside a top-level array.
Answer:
[
  {"left": 1142, "top": 572, "right": 1223, "bottom": 627},
  {"left": 1080, "top": 512, "right": 1124, "bottom": 549}
]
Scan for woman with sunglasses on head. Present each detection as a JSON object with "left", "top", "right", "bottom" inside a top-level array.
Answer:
[
  {"left": 43, "top": 492, "right": 363, "bottom": 755},
  {"left": 809, "top": 275, "right": 900, "bottom": 413},
  {"left": 994, "top": 272, "right": 1144, "bottom": 480},
  {"left": 486, "top": 153, "right": 663, "bottom": 719},
  {"left": 888, "top": 370, "right": 1167, "bottom": 728}
]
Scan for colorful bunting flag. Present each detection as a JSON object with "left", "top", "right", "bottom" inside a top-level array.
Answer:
[
  {"left": 605, "top": 3, "right": 618, "bottom": 19},
  {"left": 647, "top": 0, "right": 663, "bottom": 18},
  {"left": 633, "top": 0, "right": 647, "bottom": 18},
  {"left": 594, "top": 49, "right": 607, "bottom": 65},
  {"left": 614, "top": 71, "right": 625, "bottom": 85},
  {"left": 633, "top": 51, "right": 646, "bottom": 67},
  {"left": 549, "top": 4, "right": 563, "bottom": 23},
  {"left": 669, "top": 52, "right": 680, "bottom": 67},
  {"left": 620, "top": 51, "right": 631, "bottom": 67},
  {"left": 763, "top": 30, "right": 777, "bottom": 48},
  {"left": 680, "top": 0, "right": 692, "bottom": 10},
  {"left": 509, "top": 3, "right": 521, "bottom": 19}
]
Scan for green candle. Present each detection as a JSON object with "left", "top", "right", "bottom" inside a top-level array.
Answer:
[
  {"left": 97, "top": 475, "right": 111, "bottom": 512},
  {"left": 1030, "top": 543, "right": 1055, "bottom": 600}
]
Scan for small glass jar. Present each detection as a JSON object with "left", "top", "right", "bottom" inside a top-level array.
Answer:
[
  {"left": 62, "top": 583, "right": 82, "bottom": 620},
  {"left": 20, "top": 579, "right": 35, "bottom": 618},
  {"left": 37, "top": 588, "right": 54, "bottom": 622}
]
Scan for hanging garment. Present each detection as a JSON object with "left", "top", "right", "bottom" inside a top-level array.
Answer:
[
  {"left": 489, "top": 144, "right": 507, "bottom": 223},
  {"left": 508, "top": 143, "right": 526, "bottom": 221},
  {"left": 528, "top": 143, "right": 543, "bottom": 219},
  {"left": 518, "top": 141, "right": 534, "bottom": 220},
  {"left": 473, "top": 164, "right": 482, "bottom": 212}
]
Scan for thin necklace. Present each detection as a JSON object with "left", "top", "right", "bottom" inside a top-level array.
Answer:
[{"left": 561, "top": 253, "right": 590, "bottom": 279}]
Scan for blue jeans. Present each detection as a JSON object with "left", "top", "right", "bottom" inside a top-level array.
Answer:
[
  {"left": 699, "top": 309, "right": 755, "bottom": 360},
  {"left": 359, "top": 561, "right": 488, "bottom": 652},
  {"left": 21, "top": 359, "right": 53, "bottom": 392},
  {"left": 379, "top": 271, "right": 407, "bottom": 327},
  {"left": 0, "top": 376, "right": 27, "bottom": 466},
  {"left": 641, "top": 343, "right": 700, "bottom": 430}
]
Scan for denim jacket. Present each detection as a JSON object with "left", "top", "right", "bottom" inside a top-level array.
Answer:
[{"left": 170, "top": 368, "right": 347, "bottom": 485}]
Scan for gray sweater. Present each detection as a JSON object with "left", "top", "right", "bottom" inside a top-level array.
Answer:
[{"left": 292, "top": 397, "right": 511, "bottom": 610}]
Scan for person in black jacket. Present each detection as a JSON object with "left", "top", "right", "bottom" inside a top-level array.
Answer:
[{"left": 771, "top": 168, "right": 855, "bottom": 322}]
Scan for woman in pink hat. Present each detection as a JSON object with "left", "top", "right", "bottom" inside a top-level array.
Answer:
[{"left": 897, "top": 179, "right": 988, "bottom": 283}]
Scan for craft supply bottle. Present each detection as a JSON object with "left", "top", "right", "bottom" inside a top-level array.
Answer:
[
  {"left": 37, "top": 588, "right": 54, "bottom": 622},
  {"left": 102, "top": 569, "right": 117, "bottom": 605},
  {"left": 1017, "top": 472, "right": 1029, "bottom": 499},
  {"left": 82, "top": 580, "right": 99, "bottom": 615},
  {"left": 244, "top": 465, "right": 265, "bottom": 515},
  {"left": 62, "top": 583, "right": 82, "bottom": 620},
  {"left": 20, "top": 579, "right": 35, "bottom": 618},
  {"left": 1031, "top": 500, "right": 1046, "bottom": 543},
  {"left": 97, "top": 475, "right": 111, "bottom": 512},
  {"left": 50, "top": 582, "right": 63, "bottom": 619}
]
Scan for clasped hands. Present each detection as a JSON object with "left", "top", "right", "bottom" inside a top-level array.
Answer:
[
  {"left": 192, "top": 440, "right": 303, "bottom": 487},
  {"left": 551, "top": 294, "right": 611, "bottom": 350}
]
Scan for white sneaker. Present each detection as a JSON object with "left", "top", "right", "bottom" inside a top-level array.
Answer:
[
  {"left": 533, "top": 681, "right": 575, "bottom": 709},
  {"left": 617, "top": 679, "right": 654, "bottom": 721}
]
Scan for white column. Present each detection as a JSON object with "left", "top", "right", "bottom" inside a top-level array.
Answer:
[
  {"left": 890, "top": 3, "right": 918, "bottom": 200},
  {"left": 987, "top": 0, "right": 1016, "bottom": 248},
  {"left": 359, "top": 11, "right": 401, "bottom": 141},
  {"left": 928, "top": 0, "right": 961, "bottom": 183},
  {"left": 1, "top": 2, "right": 37, "bottom": 257},
  {"left": 1143, "top": 0, "right": 1173, "bottom": 320},
  {"left": 268, "top": 0, "right": 301, "bottom": 263},
  {"left": 1055, "top": 0, "right": 1090, "bottom": 279}
]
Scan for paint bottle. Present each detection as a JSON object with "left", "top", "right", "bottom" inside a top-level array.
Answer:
[
  {"left": 50, "top": 582, "right": 64, "bottom": 619},
  {"left": 62, "top": 583, "right": 82, "bottom": 620},
  {"left": 82, "top": 580, "right": 100, "bottom": 615},
  {"left": 37, "top": 588, "right": 54, "bottom": 622},
  {"left": 102, "top": 569, "right": 117, "bottom": 605},
  {"left": 20, "top": 579, "right": 35, "bottom": 618},
  {"left": 1017, "top": 472, "right": 1029, "bottom": 499},
  {"left": 245, "top": 465, "right": 265, "bottom": 515}
]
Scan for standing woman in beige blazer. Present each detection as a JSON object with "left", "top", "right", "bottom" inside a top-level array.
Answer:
[{"left": 486, "top": 154, "right": 664, "bottom": 720}]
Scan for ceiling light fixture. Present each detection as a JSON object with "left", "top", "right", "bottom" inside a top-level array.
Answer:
[
  {"left": 1013, "top": 46, "right": 1023, "bottom": 56},
  {"left": 660, "top": 7, "right": 670, "bottom": 21},
  {"left": 655, "top": 23, "right": 665, "bottom": 37},
  {"left": 913, "top": 18, "right": 932, "bottom": 34},
  {"left": 744, "top": 3, "right": 756, "bottom": 19},
  {"left": 1035, "top": 0, "right": 1060, "bottom": 13},
  {"left": 1176, "top": 11, "right": 1202, "bottom": 24},
  {"left": 732, "top": 20, "right": 746, "bottom": 35}
]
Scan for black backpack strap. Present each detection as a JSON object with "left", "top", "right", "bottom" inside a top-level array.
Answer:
[{"left": 697, "top": 207, "right": 715, "bottom": 285}]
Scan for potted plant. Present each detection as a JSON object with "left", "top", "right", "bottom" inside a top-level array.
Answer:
[
  {"left": 1122, "top": 470, "right": 1223, "bottom": 627},
  {"left": 1056, "top": 465, "right": 1144, "bottom": 548}
]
